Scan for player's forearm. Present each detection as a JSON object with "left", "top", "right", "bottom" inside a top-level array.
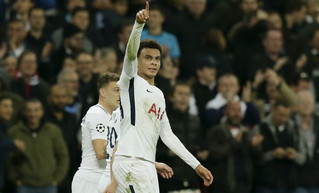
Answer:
[
  {"left": 160, "top": 128, "right": 200, "bottom": 169},
  {"left": 126, "top": 21, "right": 144, "bottom": 61},
  {"left": 110, "top": 142, "right": 118, "bottom": 185}
]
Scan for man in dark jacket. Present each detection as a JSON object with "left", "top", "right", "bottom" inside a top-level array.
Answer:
[
  {"left": 0, "top": 95, "right": 25, "bottom": 192},
  {"left": 8, "top": 99, "right": 69, "bottom": 193},
  {"left": 157, "top": 82, "right": 202, "bottom": 192},
  {"left": 205, "top": 101, "right": 263, "bottom": 193},
  {"left": 254, "top": 101, "right": 306, "bottom": 193},
  {"left": 293, "top": 91, "right": 319, "bottom": 193},
  {"left": 47, "top": 85, "right": 79, "bottom": 193}
]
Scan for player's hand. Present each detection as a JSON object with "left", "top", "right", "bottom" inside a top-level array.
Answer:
[
  {"left": 195, "top": 164, "right": 213, "bottom": 186},
  {"left": 104, "top": 180, "right": 118, "bottom": 193},
  {"left": 136, "top": 1, "right": 149, "bottom": 24},
  {"left": 155, "top": 162, "right": 174, "bottom": 179}
]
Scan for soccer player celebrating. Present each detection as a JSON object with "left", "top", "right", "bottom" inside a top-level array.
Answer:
[{"left": 107, "top": 2, "right": 214, "bottom": 193}]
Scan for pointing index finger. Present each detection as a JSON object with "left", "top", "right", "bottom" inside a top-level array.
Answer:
[{"left": 145, "top": 1, "right": 149, "bottom": 12}]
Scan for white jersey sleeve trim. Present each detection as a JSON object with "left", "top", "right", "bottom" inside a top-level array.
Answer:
[{"left": 160, "top": 113, "right": 200, "bottom": 170}]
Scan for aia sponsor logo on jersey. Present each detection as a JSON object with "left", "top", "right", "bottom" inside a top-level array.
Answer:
[{"left": 148, "top": 103, "right": 164, "bottom": 120}]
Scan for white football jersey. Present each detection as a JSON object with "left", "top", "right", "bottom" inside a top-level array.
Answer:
[
  {"left": 115, "top": 21, "right": 200, "bottom": 169},
  {"left": 78, "top": 104, "right": 111, "bottom": 174},
  {"left": 105, "top": 108, "right": 121, "bottom": 171}
]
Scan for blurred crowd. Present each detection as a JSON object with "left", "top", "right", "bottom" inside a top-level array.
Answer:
[{"left": 0, "top": 0, "right": 319, "bottom": 193}]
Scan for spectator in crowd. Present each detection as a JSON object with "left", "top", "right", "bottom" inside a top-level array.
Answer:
[
  {"left": 192, "top": 56, "right": 218, "bottom": 120},
  {"left": 10, "top": 50, "right": 50, "bottom": 104},
  {"left": 96, "top": 0, "right": 129, "bottom": 46},
  {"left": 267, "top": 11, "right": 283, "bottom": 30},
  {"left": 157, "top": 82, "right": 202, "bottom": 193},
  {"left": 248, "top": 29, "right": 291, "bottom": 82},
  {"left": 57, "top": 68, "right": 80, "bottom": 118},
  {"left": 4, "top": 19, "right": 27, "bottom": 58},
  {"left": 93, "top": 47, "right": 118, "bottom": 75},
  {"left": 7, "top": 99, "right": 69, "bottom": 193},
  {"left": 304, "top": 27, "right": 319, "bottom": 74},
  {"left": 0, "top": 95, "right": 25, "bottom": 192},
  {"left": 204, "top": 73, "right": 260, "bottom": 128},
  {"left": 11, "top": 0, "right": 34, "bottom": 30},
  {"left": 290, "top": 72, "right": 314, "bottom": 97},
  {"left": 51, "top": 23, "right": 84, "bottom": 77},
  {"left": 254, "top": 101, "right": 306, "bottom": 193},
  {"left": 1, "top": 55, "right": 18, "bottom": 79},
  {"left": 251, "top": 69, "right": 297, "bottom": 119},
  {"left": 292, "top": 91, "right": 319, "bottom": 193},
  {"left": 47, "top": 85, "right": 79, "bottom": 193},
  {"left": 62, "top": 56, "right": 77, "bottom": 70},
  {"left": 169, "top": 0, "right": 213, "bottom": 78},
  {"left": 113, "top": 19, "right": 133, "bottom": 65},
  {"left": 205, "top": 101, "right": 263, "bottom": 193},
  {"left": 75, "top": 51, "right": 99, "bottom": 119},
  {"left": 0, "top": 78, "right": 25, "bottom": 127},
  {"left": 52, "top": 7, "right": 98, "bottom": 53},
  {"left": 25, "top": 7, "right": 53, "bottom": 79},
  {"left": 142, "top": 5, "right": 181, "bottom": 64}
]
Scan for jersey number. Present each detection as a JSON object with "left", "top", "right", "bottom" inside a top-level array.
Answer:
[{"left": 107, "top": 126, "right": 118, "bottom": 148}]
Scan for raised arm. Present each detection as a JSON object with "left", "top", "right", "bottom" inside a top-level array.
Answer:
[{"left": 122, "top": 2, "right": 149, "bottom": 78}]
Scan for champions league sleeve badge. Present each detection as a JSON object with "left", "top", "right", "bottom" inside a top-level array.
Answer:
[{"left": 96, "top": 123, "right": 106, "bottom": 133}]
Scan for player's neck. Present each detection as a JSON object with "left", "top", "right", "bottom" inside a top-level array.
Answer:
[
  {"left": 98, "top": 100, "right": 113, "bottom": 115},
  {"left": 139, "top": 74, "right": 155, "bottom": 85}
]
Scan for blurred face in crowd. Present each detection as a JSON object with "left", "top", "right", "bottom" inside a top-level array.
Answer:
[
  {"left": 114, "top": 0, "right": 128, "bottom": 15},
  {"left": 66, "top": 32, "right": 84, "bottom": 51},
  {"left": 76, "top": 53, "right": 93, "bottom": 79},
  {"left": 98, "top": 49, "right": 118, "bottom": 74},
  {"left": 263, "top": 30, "right": 283, "bottom": 55},
  {"left": 29, "top": 9, "right": 45, "bottom": 31},
  {"left": 197, "top": 66, "right": 216, "bottom": 84},
  {"left": 2, "top": 56, "right": 17, "bottom": 77},
  {"left": 272, "top": 105, "right": 291, "bottom": 126},
  {"left": 100, "top": 81, "right": 120, "bottom": 111},
  {"left": 67, "top": 0, "right": 86, "bottom": 11},
  {"left": 307, "top": 0, "right": 319, "bottom": 16},
  {"left": 19, "top": 52, "right": 37, "bottom": 78},
  {"left": 294, "top": 5, "right": 307, "bottom": 25},
  {"left": 62, "top": 57, "right": 77, "bottom": 70},
  {"left": 187, "top": 0, "right": 206, "bottom": 18},
  {"left": 62, "top": 71, "right": 79, "bottom": 97},
  {"left": 267, "top": 12, "right": 282, "bottom": 30},
  {"left": 218, "top": 75, "right": 240, "bottom": 99},
  {"left": 0, "top": 98, "right": 13, "bottom": 121},
  {"left": 241, "top": 0, "right": 258, "bottom": 13},
  {"left": 148, "top": 9, "right": 165, "bottom": 29},
  {"left": 312, "top": 30, "right": 319, "bottom": 50},
  {"left": 266, "top": 82, "right": 279, "bottom": 100},
  {"left": 296, "top": 91, "right": 314, "bottom": 116},
  {"left": 14, "top": 0, "right": 33, "bottom": 13},
  {"left": 8, "top": 21, "right": 26, "bottom": 43},
  {"left": 49, "top": 85, "right": 69, "bottom": 112},
  {"left": 225, "top": 101, "right": 242, "bottom": 126},
  {"left": 172, "top": 84, "right": 191, "bottom": 112},
  {"left": 118, "top": 24, "right": 133, "bottom": 46},
  {"left": 25, "top": 101, "right": 44, "bottom": 126},
  {"left": 138, "top": 48, "right": 161, "bottom": 80},
  {"left": 72, "top": 11, "right": 89, "bottom": 31}
]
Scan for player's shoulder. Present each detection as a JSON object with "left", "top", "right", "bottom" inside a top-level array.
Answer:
[{"left": 86, "top": 105, "right": 110, "bottom": 119}]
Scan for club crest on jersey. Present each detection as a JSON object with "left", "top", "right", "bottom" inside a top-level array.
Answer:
[
  {"left": 148, "top": 103, "right": 164, "bottom": 120},
  {"left": 96, "top": 123, "right": 105, "bottom": 133}
]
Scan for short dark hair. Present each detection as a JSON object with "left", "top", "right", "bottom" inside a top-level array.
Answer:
[
  {"left": 285, "top": 0, "right": 306, "bottom": 14},
  {"left": 98, "top": 72, "right": 120, "bottom": 89},
  {"left": 0, "top": 95, "right": 12, "bottom": 104},
  {"left": 25, "top": 98, "right": 43, "bottom": 108},
  {"left": 28, "top": 7, "right": 44, "bottom": 17},
  {"left": 17, "top": 50, "right": 36, "bottom": 67},
  {"left": 137, "top": 39, "right": 162, "bottom": 57},
  {"left": 170, "top": 81, "right": 191, "bottom": 97},
  {"left": 273, "top": 100, "right": 290, "bottom": 109},
  {"left": 71, "top": 7, "right": 88, "bottom": 17}
]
